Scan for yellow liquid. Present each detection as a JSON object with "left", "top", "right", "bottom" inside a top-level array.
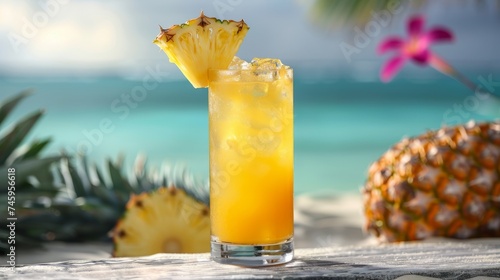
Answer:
[{"left": 209, "top": 70, "right": 293, "bottom": 245}]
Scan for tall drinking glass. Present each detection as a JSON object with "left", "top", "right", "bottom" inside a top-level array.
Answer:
[{"left": 208, "top": 64, "right": 294, "bottom": 266}]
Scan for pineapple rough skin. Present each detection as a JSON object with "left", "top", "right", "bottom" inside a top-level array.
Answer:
[{"left": 363, "top": 121, "right": 500, "bottom": 242}]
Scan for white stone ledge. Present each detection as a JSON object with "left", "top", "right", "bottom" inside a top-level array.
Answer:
[{"left": 2, "top": 241, "right": 500, "bottom": 279}]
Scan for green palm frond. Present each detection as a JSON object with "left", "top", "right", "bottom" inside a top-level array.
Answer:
[
  {"left": 0, "top": 91, "right": 61, "bottom": 253},
  {"left": 310, "top": 0, "right": 416, "bottom": 29},
  {"left": 310, "top": 0, "right": 499, "bottom": 30}
]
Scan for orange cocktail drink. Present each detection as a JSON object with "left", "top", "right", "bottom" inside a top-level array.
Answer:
[
  {"left": 153, "top": 11, "right": 292, "bottom": 266},
  {"left": 208, "top": 58, "right": 293, "bottom": 266}
]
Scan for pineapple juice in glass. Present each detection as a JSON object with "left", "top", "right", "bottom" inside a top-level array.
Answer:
[{"left": 209, "top": 58, "right": 294, "bottom": 266}]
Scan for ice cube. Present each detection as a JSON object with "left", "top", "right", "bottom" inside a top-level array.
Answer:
[
  {"left": 250, "top": 58, "right": 284, "bottom": 70},
  {"left": 248, "top": 58, "right": 290, "bottom": 82},
  {"left": 228, "top": 56, "right": 250, "bottom": 70}
]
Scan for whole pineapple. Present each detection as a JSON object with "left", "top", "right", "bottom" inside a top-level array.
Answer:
[{"left": 363, "top": 121, "right": 500, "bottom": 242}]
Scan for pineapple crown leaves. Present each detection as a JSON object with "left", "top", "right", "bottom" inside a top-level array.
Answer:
[
  {"left": 42, "top": 153, "right": 209, "bottom": 243},
  {"left": 56, "top": 152, "right": 208, "bottom": 205},
  {"left": 9, "top": 152, "right": 209, "bottom": 249}
]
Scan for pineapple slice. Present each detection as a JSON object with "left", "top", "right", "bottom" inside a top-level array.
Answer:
[
  {"left": 153, "top": 12, "right": 249, "bottom": 88},
  {"left": 363, "top": 121, "right": 500, "bottom": 242},
  {"left": 112, "top": 186, "right": 210, "bottom": 257}
]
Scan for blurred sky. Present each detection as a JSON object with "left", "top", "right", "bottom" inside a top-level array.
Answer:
[
  {"left": 1, "top": 0, "right": 500, "bottom": 194},
  {"left": 0, "top": 0, "right": 499, "bottom": 80}
]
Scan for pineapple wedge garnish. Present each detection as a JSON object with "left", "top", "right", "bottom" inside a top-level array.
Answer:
[
  {"left": 112, "top": 186, "right": 210, "bottom": 257},
  {"left": 153, "top": 11, "right": 249, "bottom": 88}
]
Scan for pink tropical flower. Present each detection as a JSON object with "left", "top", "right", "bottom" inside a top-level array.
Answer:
[{"left": 378, "top": 15, "right": 454, "bottom": 82}]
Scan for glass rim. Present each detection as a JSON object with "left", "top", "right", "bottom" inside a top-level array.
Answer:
[
  {"left": 208, "top": 67, "right": 293, "bottom": 74},
  {"left": 208, "top": 68, "right": 293, "bottom": 83}
]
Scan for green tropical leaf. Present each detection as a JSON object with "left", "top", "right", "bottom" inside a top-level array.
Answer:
[
  {"left": 1, "top": 156, "right": 61, "bottom": 188},
  {"left": 0, "top": 89, "right": 33, "bottom": 128},
  {"left": 59, "top": 157, "right": 87, "bottom": 198},
  {"left": 107, "top": 159, "right": 135, "bottom": 194},
  {"left": 11, "top": 138, "right": 52, "bottom": 163},
  {"left": 0, "top": 110, "right": 44, "bottom": 165},
  {"left": 311, "top": 0, "right": 500, "bottom": 30},
  {"left": 89, "top": 184, "right": 121, "bottom": 208}
]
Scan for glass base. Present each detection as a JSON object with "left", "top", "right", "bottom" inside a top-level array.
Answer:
[{"left": 211, "top": 237, "right": 294, "bottom": 267}]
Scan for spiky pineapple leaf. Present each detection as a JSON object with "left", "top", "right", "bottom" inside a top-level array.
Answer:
[
  {"left": 59, "top": 157, "right": 87, "bottom": 198},
  {"left": 89, "top": 184, "right": 121, "bottom": 208},
  {"left": 0, "top": 89, "right": 33, "bottom": 128},
  {"left": 132, "top": 157, "right": 156, "bottom": 191},
  {"left": 84, "top": 162, "right": 123, "bottom": 207},
  {"left": 75, "top": 155, "right": 92, "bottom": 189},
  {"left": 0, "top": 110, "right": 44, "bottom": 165},
  {"left": 1, "top": 156, "right": 61, "bottom": 187},
  {"left": 107, "top": 159, "right": 135, "bottom": 194},
  {"left": 91, "top": 163, "right": 107, "bottom": 188},
  {"left": 11, "top": 138, "right": 52, "bottom": 163}
]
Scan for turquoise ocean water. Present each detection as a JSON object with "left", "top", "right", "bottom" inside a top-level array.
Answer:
[{"left": 1, "top": 72, "right": 498, "bottom": 195}]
